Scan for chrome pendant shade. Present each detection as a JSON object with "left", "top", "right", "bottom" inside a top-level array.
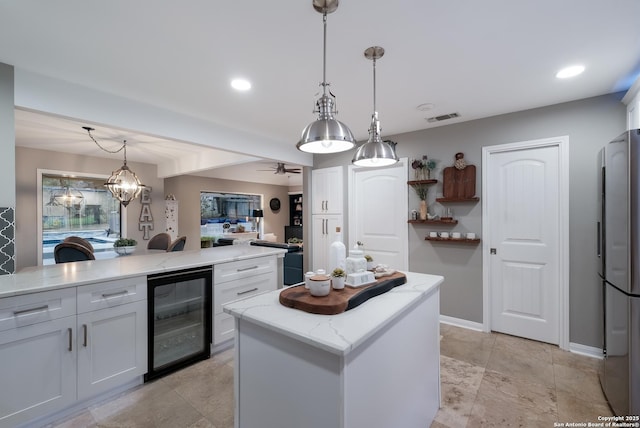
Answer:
[
  {"left": 352, "top": 46, "right": 399, "bottom": 167},
  {"left": 297, "top": 0, "right": 356, "bottom": 154},
  {"left": 84, "top": 126, "right": 145, "bottom": 207}
]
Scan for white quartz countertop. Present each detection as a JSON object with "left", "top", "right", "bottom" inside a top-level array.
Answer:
[
  {"left": 0, "top": 246, "right": 286, "bottom": 298},
  {"left": 223, "top": 271, "right": 443, "bottom": 356}
]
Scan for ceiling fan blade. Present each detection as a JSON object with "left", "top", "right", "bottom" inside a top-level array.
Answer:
[{"left": 284, "top": 169, "right": 301, "bottom": 174}]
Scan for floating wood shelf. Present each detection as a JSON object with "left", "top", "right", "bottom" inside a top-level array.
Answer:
[
  {"left": 436, "top": 197, "right": 480, "bottom": 203},
  {"left": 407, "top": 179, "right": 438, "bottom": 186},
  {"left": 407, "top": 219, "right": 458, "bottom": 225},
  {"left": 425, "top": 237, "right": 481, "bottom": 244}
]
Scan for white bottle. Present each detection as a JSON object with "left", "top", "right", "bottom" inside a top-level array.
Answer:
[{"left": 328, "top": 227, "right": 346, "bottom": 274}]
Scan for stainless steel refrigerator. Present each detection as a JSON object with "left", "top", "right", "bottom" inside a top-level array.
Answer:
[{"left": 598, "top": 129, "right": 640, "bottom": 416}]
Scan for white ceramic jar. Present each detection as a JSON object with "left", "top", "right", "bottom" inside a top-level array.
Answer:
[{"left": 308, "top": 274, "right": 331, "bottom": 296}]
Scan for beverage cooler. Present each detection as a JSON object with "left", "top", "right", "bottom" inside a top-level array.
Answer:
[{"left": 145, "top": 266, "right": 212, "bottom": 381}]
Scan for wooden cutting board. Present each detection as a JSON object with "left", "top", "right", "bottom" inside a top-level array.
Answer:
[
  {"left": 279, "top": 272, "right": 407, "bottom": 315},
  {"left": 442, "top": 165, "right": 476, "bottom": 199}
]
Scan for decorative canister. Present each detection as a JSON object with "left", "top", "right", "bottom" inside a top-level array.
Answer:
[
  {"left": 304, "top": 271, "right": 315, "bottom": 289},
  {"left": 308, "top": 274, "right": 331, "bottom": 296},
  {"left": 345, "top": 246, "right": 367, "bottom": 275}
]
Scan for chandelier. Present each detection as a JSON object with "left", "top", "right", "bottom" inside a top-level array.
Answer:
[{"left": 83, "top": 126, "right": 146, "bottom": 207}]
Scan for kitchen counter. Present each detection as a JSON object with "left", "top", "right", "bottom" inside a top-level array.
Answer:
[
  {"left": 1, "top": 246, "right": 286, "bottom": 298},
  {"left": 224, "top": 271, "right": 443, "bottom": 428}
]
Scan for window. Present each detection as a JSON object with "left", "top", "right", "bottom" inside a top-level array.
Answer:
[
  {"left": 200, "top": 191, "right": 262, "bottom": 239},
  {"left": 39, "top": 170, "right": 122, "bottom": 265}
]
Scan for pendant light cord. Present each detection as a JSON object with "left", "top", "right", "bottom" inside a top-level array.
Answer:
[
  {"left": 372, "top": 56, "right": 377, "bottom": 114},
  {"left": 321, "top": 11, "right": 328, "bottom": 97},
  {"left": 83, "top": 126, "right": 125, "bottom": 154}
]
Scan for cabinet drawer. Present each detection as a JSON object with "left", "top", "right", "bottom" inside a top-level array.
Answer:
[
  {"left": 214, "top": 256, "right": 276, "bottom": 284},
  {"left": 0, "top": 288, "right": 76, "bottom": 332},
  {"left": 214, "top": 272, "right": 276, "bottom": 314},
  {"left": 77, "top": 276, "right": 147, "bottom": 314}
]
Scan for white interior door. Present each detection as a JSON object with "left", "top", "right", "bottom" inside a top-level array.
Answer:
[
  {"left": 348, "top": 159, "right": 408, "bottom": 271},
  {"left": 485, "top": 140, "right": 567, "bottom": 345}
]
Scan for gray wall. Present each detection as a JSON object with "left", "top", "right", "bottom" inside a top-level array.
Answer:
[
  {"left": 313, "top": 92, "right": 626, "bottom": 348},
  {"left": 164, "top": 175, "right": 293, "bottom": 251},
  {"left": 16, "top": 147, "right": 165, "bottom": 270}
]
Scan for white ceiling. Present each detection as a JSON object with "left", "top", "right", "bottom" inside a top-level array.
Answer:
[{"left": 3, "top": 0, "right": 640, "bottom": 187}]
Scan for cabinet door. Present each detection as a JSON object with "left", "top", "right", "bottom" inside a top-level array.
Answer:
[
  {"left": 312, "top": 167, "right": 343, "bottom": 214},
  {"left": 312, "top": 215, "right": 343, "bottom": 272},
  {"left": 77, "top": 300, "right": 147, "bottom": 400},
  {"left": 0, "top": 316, "right": 76, "bottom": 427}
]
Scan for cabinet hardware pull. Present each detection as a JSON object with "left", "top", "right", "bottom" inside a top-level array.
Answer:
[
  {"left": 68, "top": 328, "right": 72, "bottom": 352},
  {"left": 237, "top": 287, "right": 259, "bottom": 296},
  {"left": 83, "top": 324, "right": 88, "bottom": 347},
  {"left": 237, "top": 266, "right": 258, "bottom": 272},
  {"left": 325, "top": 200, "right": 328, "bottom": 211},
  {"left": 102, "top": 290, "right": 129, "bottom": 299},
  {"left": 13, "top": 305, "right": 49, "bottom": 317},
  {"left": 490, "top": 248, "right": 497, "bottom": 255}
]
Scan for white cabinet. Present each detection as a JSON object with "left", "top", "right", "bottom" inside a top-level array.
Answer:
[
  {"left": 76, "top": 277, "right": 147, "bottom": 400},
  {"left": 312, "top": 166, "right": 345, "bottom": 272},
  {"left": 311, "top": 214, "right": 343, "bottom": 272},
  {"left": 0, "top": 288, "right": 77, "bottom": 428},
  {"left": 213, "top": 256, "right": 277, "bottom": 346},
  {"left": 0, "top": 278, "right": 147, "bottom": 427},
  {"left": 311, "top": 166, "right": 343, "bottom": 214}
]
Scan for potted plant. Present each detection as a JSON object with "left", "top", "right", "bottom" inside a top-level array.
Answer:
[
  {"left": 113, "top": 238, "right": 137, "bottom": 255},
  {"left": 364, "top": 255, "right": 375, "bottom": 271},
  {"left": 200, "top": 236, "right": 214, "bottom": 248},
  {"left": 331, "top": 267, "right": 346, "bottom": 290}
]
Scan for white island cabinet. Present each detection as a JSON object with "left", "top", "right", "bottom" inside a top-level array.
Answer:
[{"left": 224, "top": 272, "right": 443, "bottom": 428}]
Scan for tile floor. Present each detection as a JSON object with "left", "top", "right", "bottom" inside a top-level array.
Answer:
[{"left": 50, "top": 324, "right": 612, "bottom": 428}]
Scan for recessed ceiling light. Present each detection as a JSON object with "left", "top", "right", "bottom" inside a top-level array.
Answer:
[
  {"left": 556, "top": 65, "right": 585, "bottom": 79},
  {"left": 231, "top": 79, "right": 251, "bottom": 91}
]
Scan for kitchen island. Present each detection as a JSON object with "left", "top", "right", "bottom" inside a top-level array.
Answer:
[{"left": 223, "top": 271, "right": 443, "bottom": 428}]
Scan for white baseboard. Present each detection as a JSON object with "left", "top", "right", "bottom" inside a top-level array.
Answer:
[
  {"left": 439, "top": 315, "right": 484, "bottom": 332},
  {"left": 569, "top": 342, "right": 604, "bottom": 359}
]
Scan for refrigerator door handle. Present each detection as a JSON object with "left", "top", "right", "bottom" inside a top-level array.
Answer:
[{"left": 597, "top": 221, "right": 601, "bottom": 258}]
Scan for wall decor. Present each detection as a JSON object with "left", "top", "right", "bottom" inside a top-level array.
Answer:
[
  {"left": 165, "top": 194, "right": 178, "bottom": 240},
  {"left": 439, "top": 152, "right": 478, "bottom": 201},
  {"left": 138, "top": 187, "right": 154, "bottom": 240},
  {"left": 269, "top": 197, "right": 281, "bottom": 211}
]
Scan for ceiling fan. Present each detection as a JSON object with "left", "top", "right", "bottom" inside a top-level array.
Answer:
[{"left": 258, "top": 163, "right": 302, "bottom": 175}]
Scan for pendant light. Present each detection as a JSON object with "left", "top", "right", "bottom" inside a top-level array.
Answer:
[
  {"left": 297, "top": 0, "right": 356, "bottom": 154},
  {"left": 352, "top": 46, "right": 399, "bottom": 167},
  {"left": 84, "top": 126, "right": 146, "bottom": 207}
]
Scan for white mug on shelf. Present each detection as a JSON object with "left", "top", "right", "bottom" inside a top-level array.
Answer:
[
  {"left": 429, "top": 231, "right": 438, "bottom": 238},
  {"left": 440, "top": 232, "right": 450, "bottom": 239},
  {"left": 466, "top": 232, "right": 476, "bottom": 240},
  {"left": 451, "top": 232, "right": 461, "bottom": 239}
]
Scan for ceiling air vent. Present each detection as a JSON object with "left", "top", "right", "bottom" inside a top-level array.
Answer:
[{"left": 426, "top": 112, "right": 460, "bottom": 123}]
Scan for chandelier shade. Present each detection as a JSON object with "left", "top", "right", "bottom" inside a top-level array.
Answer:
[
  {"left": 352, "top": 46, "right": 399, "bottom": 167},
  {"left": 297, "top": 0, "right": 356, "bottom": 154},
  {"left": 105, "top": 163, "right": 145, "bottom": 207}
]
